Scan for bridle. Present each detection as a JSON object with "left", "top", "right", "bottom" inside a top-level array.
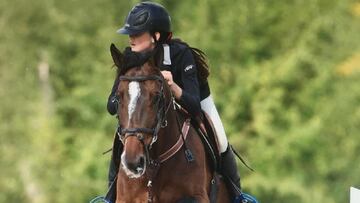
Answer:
[
  {"left": 116, "top": 74, "right": 172, "bottom": 148},
  {"left": 115, "top": 73, "right": 193, "bottom": 203}
]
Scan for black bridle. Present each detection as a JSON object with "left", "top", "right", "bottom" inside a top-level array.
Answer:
[
  {"left": 116, "top": 74, "right": 172, "bottom": 148},
  {"left": 115, "top": 73, "right": 193, "bottom": 203}
]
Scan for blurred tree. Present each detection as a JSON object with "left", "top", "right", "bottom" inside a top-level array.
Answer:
[{"left": 0, "top": 0, "right": 359, "bottom": 202}]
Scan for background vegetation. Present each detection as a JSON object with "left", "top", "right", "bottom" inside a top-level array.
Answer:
[{"left": 1, "top": 0, "right": 360, "bottom": 202}]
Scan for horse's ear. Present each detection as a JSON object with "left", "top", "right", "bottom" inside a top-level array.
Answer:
[{"left": 110, "top": 43, "right": 123, "bottom": 68}]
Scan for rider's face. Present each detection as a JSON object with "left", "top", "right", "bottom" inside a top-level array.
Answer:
[{"left": 129, "top": 32, "right": 154, "bottom": 52}]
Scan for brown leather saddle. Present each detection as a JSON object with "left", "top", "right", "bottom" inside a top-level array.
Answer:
[{"left": 192, "top": 110, "right": 222, "bottom": 172}]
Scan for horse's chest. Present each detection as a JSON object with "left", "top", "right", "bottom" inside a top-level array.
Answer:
[{"left": 117, "top": 194, "right": 147, "bottom": 203}]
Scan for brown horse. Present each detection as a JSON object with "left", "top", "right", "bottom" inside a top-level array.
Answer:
[{"left": 110, "top": 44, "right": 231, "bottom": 203}]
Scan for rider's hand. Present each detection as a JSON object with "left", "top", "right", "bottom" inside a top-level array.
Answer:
[
  {"left": 160, "top": 70, "right": 182, "bottom": 99},
  {"left": 161, "top": 71, "right": 174, "bottom": 86}
]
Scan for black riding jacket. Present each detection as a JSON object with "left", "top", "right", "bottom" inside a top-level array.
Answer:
[{"left": 107, "top": 41, "right": 210, "bottom": 117}]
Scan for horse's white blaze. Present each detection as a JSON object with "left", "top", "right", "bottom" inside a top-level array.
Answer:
[{"left": 128, "top": 81, "right": 140, "bottom": 120}]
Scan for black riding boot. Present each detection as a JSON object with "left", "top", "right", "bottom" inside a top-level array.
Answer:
[
  {"left": 105, "top": 132, "right": 123, "bottom": 203},
  {"left": 104, "top": 155, "right": 117, "bottom": 203},
  {"left": 108, "top": 155, "right": 117, "bottom": 187},
  {"left": 221, "top": 145, "right": 242, "bottom": 202}
]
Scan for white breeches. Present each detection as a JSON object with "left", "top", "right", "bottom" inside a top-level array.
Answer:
[{"left": 200, "top": 95, "right": 228, "bottom": 153}]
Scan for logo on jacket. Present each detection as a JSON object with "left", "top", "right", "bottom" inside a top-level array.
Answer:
[{"left": 184, "top": 65, "right": 194, "bottom": 72}]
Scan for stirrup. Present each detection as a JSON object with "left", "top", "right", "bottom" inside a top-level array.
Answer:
[
  {"left": 89, "top": 196, "right": 111, "bottom": 203},
  {"left": 234, "top": 192, "right": 259, "bottom": 203}
]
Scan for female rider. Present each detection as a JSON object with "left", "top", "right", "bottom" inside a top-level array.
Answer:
[{"left": 106, "top": 2, "right": 245, "bottom": 203}]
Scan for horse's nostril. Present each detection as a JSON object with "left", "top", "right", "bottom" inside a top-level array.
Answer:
[{"left": 126, "top": 156, "right": 145, "bottom": 174}]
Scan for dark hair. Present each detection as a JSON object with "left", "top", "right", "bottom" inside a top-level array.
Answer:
[{"left": 152, "top": 31, "right": 172, "bottom": 44}]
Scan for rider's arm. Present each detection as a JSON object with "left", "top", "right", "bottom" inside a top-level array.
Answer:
[{"left": 177, "top": 48, "right": 201, "bottom": 117}]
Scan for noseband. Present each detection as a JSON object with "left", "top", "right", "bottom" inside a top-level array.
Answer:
[{"left": 116, "top": 74, "right": 172, "bottom": 147}]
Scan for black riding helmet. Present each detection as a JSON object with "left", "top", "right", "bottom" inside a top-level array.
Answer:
[{"left": 117, "top": 2, "right": 171, "bottom": 36}]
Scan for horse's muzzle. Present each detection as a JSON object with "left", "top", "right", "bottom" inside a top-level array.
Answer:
[{"left": 121, "top": 153, "right": 146, "bottom": 178}]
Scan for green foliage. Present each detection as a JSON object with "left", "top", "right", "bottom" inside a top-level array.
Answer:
[{"left": 1, "top": 0, "right": 359, "bottom": 202}]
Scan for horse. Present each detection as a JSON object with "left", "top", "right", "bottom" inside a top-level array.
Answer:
[{"left": 109, "top": 44, "right": 231, "bottom": 203}]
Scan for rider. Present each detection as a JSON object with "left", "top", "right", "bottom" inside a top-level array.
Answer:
[{"left": 107, "top": 2, "right": 243, "bottom": 203}]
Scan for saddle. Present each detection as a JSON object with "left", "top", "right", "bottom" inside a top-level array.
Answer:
[
  {"left": 192, "top": 111, "right": 222, "bottom": 172},
  {"left": 168, "top": 101, "right": 222, "bottom": 172}
]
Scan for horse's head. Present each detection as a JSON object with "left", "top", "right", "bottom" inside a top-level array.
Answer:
[{"left": 110, "top": 44, "right": 171, "bottom": 178}]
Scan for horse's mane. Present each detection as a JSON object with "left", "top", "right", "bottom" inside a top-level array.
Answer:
[{"left": 115, "top": 47, "right": 155, "bottom": 77}]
